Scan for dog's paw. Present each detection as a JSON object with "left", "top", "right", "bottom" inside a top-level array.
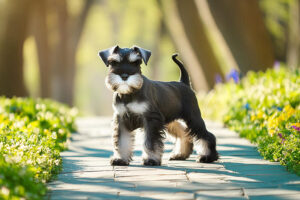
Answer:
[
  {"left": 197, "top": 152, "right": 219, "bottom": 163},
  {"left": 143, "top": 158, "right": 161, "bottom": 166},
  {"left": 110, "top": 158, "right": 129, "bottom": 166},
  {"left": 169, "top": 154, "right": 188, "bottom": 160}
]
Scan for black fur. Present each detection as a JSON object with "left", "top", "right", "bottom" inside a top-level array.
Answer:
[
  {"left": 99, "top": 46, "right": 218, "bottom": 166},
  {"left": 172, "top": 54, "right": 190, "bottom": 86}
]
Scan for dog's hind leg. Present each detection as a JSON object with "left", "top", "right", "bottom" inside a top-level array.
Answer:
[
  {"left": 193, "top": 130, "right": 218, "bottom": 163},
  {"left": 110, "top": 116, "right": 134, "bottom": 166},
  {"left": 166, "top": 121, "right": 193, "bottom": 160},
  {"left": 184, "top": 109, "right": 218, "bottom": 163}
]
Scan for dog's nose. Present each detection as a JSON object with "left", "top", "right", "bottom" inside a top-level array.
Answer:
[{"left": 120, "top": 73, "right": 129, "bottom": 80}]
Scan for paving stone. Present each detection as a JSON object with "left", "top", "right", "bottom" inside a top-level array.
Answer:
[
  {"left": 115, "top": 169, "right": 186, "bottom": 177},
  {"left": 285, "top": 180, "right": 300, "bottom": 185},
  {"left": 218, "top": 138, "right": 254, "bottom": 146},
  {"left": 117, "top": 183, "right": 194, "bottom": 199},
  {"left": 61, "top": 166, "right": 113, "bottom": 174},
  {"left": 59, "top": 170, "right": 114, "bottom": 178},
  {"left": 225, "top": 163, "right": 288, "bottom": 172},
  {"left": 230, "top": 182, "right": 280, "bottom": 189},
  {"left": 249, "top": 194, "right": 300, "bottom": 200},
  {"left": 187, "top": 171, "right": 234, "bottom": 181},
  {"left": 133, "top": 183, "right": 186, "bottom": 196},
  {"left": 224, "top": 176, "right": 264, "bottom": 183},
  {"left": 236, "top": 169, "right": 290, "bottom": 176},
  {"left": 221, "top": 157, "right": 274, "bottom": 165},
  {"left": 220, "top": 155, "right": 263, "bottom": 160},
  {"left": 247, "top": 174, "right": 299, "bottom": 183},
  {"left": 115, "top": 174, "right": 188, "bottom": 182},
  {"left": 175, "top": 181, "right": 238, "bottom": 191},
  {"left": 167, "top": 162, "right": 225, "bottom": 170},
  {"left": 139, "top": 191, "right": 194, "bottom": 200},
  {"left": 50, "top": 191, "right": 119, "bottom": 200},
  {"left": 133, "top": 180, "right": 179, "bottom": 188},
  {"left": 222, "top": 160, "right": 281, "bottom": 168},
  {"left": 49, "top": 183, "right": 132, "bottom": 192},
  {"left": 244, "top": 188, "right": 300, "bottom": 199},
  {"left": 211, "top": 129, "right": 240, "bottom": 138},
  {"left": 218, "top": 150, "right": 261, "bottom": 156},
  {"left": 195, "top": 188, "right": 247, "bottom": 200}
]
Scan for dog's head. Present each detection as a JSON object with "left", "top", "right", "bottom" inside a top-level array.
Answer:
[{"left": 99, "top": 45, "right": 151, "bottom": 94}]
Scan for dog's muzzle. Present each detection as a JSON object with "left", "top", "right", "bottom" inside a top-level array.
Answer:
[{"left": 105, "top": 73, "right": 143, "bottom": 94}]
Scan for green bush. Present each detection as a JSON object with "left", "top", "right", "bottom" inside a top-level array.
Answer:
[
  {"left": 198, "top": 67, "right": 300, "bottom": 175},
  {"left": 0, "top": 97, "right": 77, "bottom": 199}
]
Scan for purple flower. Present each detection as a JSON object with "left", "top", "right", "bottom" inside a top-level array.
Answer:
[
  {"left": 291, "top": 126, "right": 300, "bottom": 132},
  {"left": 273, "top": 61, "right": 280, "bottom": 69},
  {"left": 226, "top": 69, "right": 239, "bottom": 84},
  {"left": 215, "top": 74, "right": 223, "bottom": 84},
  {"left": 281, "top": 138, "right": 286, "bottom": 144},
  {"left": 277, "top": 133, "right": 283, "bottom": 138}
]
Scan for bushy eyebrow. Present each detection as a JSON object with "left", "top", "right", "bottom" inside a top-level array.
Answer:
[
  {"left": 128, "top": 52, "right": 141, "bottom": 62},
  {"left": 108, "top": 54, "right": 122, "bottom": 62}
]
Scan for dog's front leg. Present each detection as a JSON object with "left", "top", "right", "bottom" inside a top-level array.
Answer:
[
  {"left": 110, "top": 116, "right": 133, "bottom": 166},
  {"left": 142, "top": 113, "right": 165, "bottom": 166}
]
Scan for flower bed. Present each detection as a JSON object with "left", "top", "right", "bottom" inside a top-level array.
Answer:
[
  {"left": 198, "top": 67, "right": 300, "bottom": 175},
  {"left": 0, "top": 97, "right": 77, "bottom": 199}
]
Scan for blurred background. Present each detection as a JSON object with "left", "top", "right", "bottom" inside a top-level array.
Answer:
[{"left": 0, "top": 0, "right": 299, "bottom": 116}]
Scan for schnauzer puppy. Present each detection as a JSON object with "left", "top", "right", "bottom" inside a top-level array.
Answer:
[{"left": 99, "top": 45, "right": 218, "bottom": 166}]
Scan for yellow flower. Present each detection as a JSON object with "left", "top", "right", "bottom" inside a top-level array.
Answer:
[
  {"left": 291, "top": 122, "right": 300, "bottom": 127},
  {"left": 257, "top": 110, "right": 264, "bottom": 119},
  {"left": 283, "top": 104, "right": 295, "bottom": 119},
  {"left": 267, "top": 113, "right": 280, "bottom": 136},
  {"left": 268, "top": 128, "right": 275, "bottom": 136},
  {"left": 251, "top": 110, "right": 265, "bottom": 121}
]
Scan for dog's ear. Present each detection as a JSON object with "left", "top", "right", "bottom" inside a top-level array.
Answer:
[
  {"left": 133, "top": 46, "right": 151, "bottom": 65},
  {"left": 98, "top": 45, "right": 119, "bottom": 66}
]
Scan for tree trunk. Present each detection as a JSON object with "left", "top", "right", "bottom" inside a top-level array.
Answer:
[
  {"left": 174, "top": 0, "right": 224, "bottom": 89},
  {"left": 159, "top": 0, "right": 225, "bottom": 91},
  {"left": 48, "top": 0, "right": 94, "bottom": 105},
  {"left": 0, "top": 0, "right": 32, "bottom": 97},
  {"left": 30, "top": 0, "right": 51, "bottom": 98},
  {"left": 287, "top": 0, "right": 300, "bottom": 69},
  {"left": 50, "top": 0, "right": 72, "bottom": 105},
  {"left": 195, "top": 0, "right": 239, "bottom": 74},
  {"left": 149, "top": 20, "right": 167, "bottom": 80},
  {"left": 207, "top": 0, "right": 275, "bottom": 74}
]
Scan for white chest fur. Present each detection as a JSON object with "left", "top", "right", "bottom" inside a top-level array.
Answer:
[{"left": 113, "top": 101, "right": 149, "bottom": 116}]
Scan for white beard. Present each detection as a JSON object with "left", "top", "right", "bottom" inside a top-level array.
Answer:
[{"left": 105, "top": 73, "right": 143, "bottom": 94}]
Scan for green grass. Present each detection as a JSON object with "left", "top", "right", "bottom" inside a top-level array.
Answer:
[
  {"left": 0, "top": 97, "right": 77, "bottom": 199},
  {"left": 198, "top": 67, "right": 300, "bottom": 175}
]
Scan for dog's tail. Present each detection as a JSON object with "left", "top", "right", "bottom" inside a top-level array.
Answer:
[{"left": 172, "top": 54, "right": 191, "bottom": 87}]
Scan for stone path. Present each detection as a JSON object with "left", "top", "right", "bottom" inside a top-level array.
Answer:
[{"left": 47, "top": 117, "right": 300, "bottom": 200}]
